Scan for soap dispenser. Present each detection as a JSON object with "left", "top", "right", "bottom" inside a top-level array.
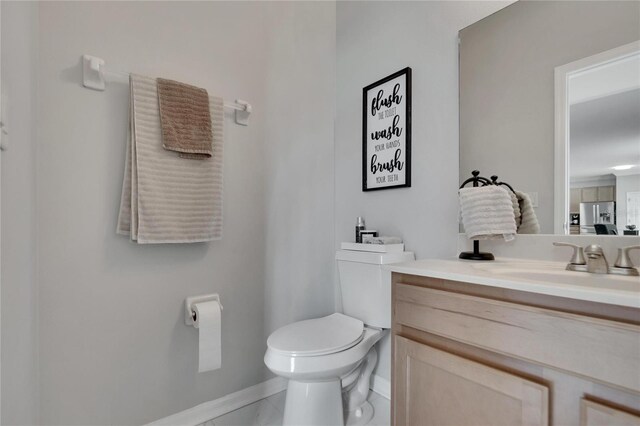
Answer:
[{"left": 355, "top": 217, "right": 366, "bottom": 243}]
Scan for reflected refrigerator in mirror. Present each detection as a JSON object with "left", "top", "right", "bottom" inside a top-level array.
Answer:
[{"left": 580, "top": 201, "right": 615, "bottom": 234}]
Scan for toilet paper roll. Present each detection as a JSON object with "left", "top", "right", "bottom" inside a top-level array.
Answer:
[{"left": 194, "top": 300, "right": 221, "bottom": 372}]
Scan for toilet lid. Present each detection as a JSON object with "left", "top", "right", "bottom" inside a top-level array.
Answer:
[{"left": 267, "top": 313, "right": 364, "bottom": 357}]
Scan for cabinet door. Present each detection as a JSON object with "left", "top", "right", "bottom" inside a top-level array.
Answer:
[
  {"left": 598, "top": 186, "right": 615, "bottom": 202},
  {"left": 394, "top": 336, "right": 549, "bottom": 426},
  {"left": 582, "top": 187, "right": 598, "bottom": 202},
  {"left": 581, "top": 399, "right": 640, "bottom": 426},
  {"left": 570, "top": 188, "right": 582, "bottom": 212}
]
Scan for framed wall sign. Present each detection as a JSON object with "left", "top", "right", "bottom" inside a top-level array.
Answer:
[{"left": 362, "top": 67, "right": 411, "bottom": 191}]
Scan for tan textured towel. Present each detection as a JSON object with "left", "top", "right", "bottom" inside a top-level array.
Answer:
[
  {"left": 117, "top": 74, "right": 224, "bottom": 243},
  {"left": 157, "top": 78, "right": 213, "bottom": 159}
]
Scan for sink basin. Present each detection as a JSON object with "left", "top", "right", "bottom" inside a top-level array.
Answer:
[{"left": 472, "top": 261, "right": 640, "bottom": 293}]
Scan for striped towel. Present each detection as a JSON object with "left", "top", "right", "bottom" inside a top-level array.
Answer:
[
  {"left": 117, "top": 74, "right": 224, "bottom": 243},
  {"left": 459, "top": 185, "right": 517, "bottom": 241}
]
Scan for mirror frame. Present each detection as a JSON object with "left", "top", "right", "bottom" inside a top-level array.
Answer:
[{"left": 553, "top": 40, "right": 640, "bottom": 235}]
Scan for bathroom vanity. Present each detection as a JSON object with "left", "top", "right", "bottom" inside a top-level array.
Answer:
[{"left": 387, "top": 259, "right": 640, "bottom": 426}]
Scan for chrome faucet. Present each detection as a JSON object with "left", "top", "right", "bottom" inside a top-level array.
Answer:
[
  {"left": 610, "top": 245, "right": 640, "bottom": 276},
  {"left": 553, "top": 242, "right": 587, "bottom": 272},
  {"left": 553, "top": 243, "right": 640, "bottom": 276},
  {"left": 584, "top": 244, "right": 608, "bottom": 274}
]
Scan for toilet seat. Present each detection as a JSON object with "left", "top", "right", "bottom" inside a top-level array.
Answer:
[
  {"left": 264, "top": 326, "right": 384, "bottom": 382},
  {"left": 267, "top": 313, "right": 364, "bottom": 357}
]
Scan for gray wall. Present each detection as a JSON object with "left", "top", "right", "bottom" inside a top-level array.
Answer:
[
  {"left": 335, "top": 0, "right": 511, "bottom": 383},
  {"left": 1, "top": 2, "right": 39, "bottom": 425},
  {"left": 262, "top": 2, "right": 337, "bottom": 345},
  {"left": 0, "top": 2, "right": 336, "bottom": 424},
  {"left": 460, "top": 1, "right": 640, "bottom": 233}
]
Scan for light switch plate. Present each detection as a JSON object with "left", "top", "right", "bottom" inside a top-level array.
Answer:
[{"left": 529, "top": 192, "right": 539, "bottom": 208}]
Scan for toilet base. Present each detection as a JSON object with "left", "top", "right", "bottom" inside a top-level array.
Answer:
[
  {"left": 345, "top": 401, "right": 374, "bottom": 426},
  {"left": 283, "top": 379, "right": 344, "bottom": 426}
]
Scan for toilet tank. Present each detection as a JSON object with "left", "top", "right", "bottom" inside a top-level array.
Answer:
[{"left": 336, "top": 249, "right": 415, "bottom": 328}]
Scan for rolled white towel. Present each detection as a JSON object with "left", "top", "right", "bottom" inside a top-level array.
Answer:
[
  {"left": 459, "top": 186, "right": 517, "bottom": 241},
  {"left": 510, "top": 191, "right": 521, "bottom": 225},
  {"left": 516, "top": 191, "right": 540, "bottom": 234}
]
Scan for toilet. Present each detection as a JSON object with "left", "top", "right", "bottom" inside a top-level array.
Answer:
[{"left": 264, "top": 246, "right": 415, "bottom": 426}]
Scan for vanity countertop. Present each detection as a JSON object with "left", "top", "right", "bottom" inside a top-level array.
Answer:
[{"left": 385, "top": 258, "right": 640, "bottom": 308}]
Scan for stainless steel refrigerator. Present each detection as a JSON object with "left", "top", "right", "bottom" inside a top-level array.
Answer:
[{"left": 579, "top": 201, "right": 616, "bottom": 234}]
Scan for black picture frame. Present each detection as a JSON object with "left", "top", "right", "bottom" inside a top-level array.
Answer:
[{"left": 362, "top": 67, "right": 412, "bottom": 192}]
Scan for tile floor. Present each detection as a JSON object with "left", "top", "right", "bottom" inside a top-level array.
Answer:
[{"left": 198, "top": 390, "right": 390, "bottom": 426}]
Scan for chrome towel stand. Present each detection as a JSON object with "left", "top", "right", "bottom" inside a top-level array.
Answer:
[{"left": 459, "top": 170, "right": 518, "bottom": 261}]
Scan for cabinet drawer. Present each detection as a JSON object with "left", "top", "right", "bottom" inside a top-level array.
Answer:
[
  {"left": 394, "top": 336, "right": 549, "bottom": 426},
  {"left": 394, "top": 283, "right": 640, "bottom": 392}
]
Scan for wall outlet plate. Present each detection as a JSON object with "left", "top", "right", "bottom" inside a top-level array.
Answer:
[{"left": 529, "top": 192, "right": 539, "bottom": 208}]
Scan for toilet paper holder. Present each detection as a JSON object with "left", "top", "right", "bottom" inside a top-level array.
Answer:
[{"left": 185, "top": 294, "right": 223, "bottom": 326}]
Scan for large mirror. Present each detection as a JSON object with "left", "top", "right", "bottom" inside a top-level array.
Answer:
[{"left": 459, "top": 1, "right": 640, "bottom": 235}]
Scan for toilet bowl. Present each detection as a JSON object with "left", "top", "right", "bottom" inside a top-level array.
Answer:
[
  {"left": 264, "top": 314, "right": 384, "bottom": 426},
  {"left": 264, "top": 246, "right": 415, "bottom": 426}
]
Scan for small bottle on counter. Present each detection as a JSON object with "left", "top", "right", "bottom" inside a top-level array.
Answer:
[{"left": 355, "top": 217, "right": 366, "bottom": 243}]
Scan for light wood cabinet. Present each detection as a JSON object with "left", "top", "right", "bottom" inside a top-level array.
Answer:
[
  {"left": 581, "top": 400, "right": 640, "bottom": 426},
  {"left": 570, "top": 188, "right": 582, "bottom": 212},
  {"left": 597, "top": 186, "right": 615, "bottom": 202},
  {"left": 395, "top": 336, "right": 549, "bottom": 426},
  {"left": 571, "top": 186, "right": 616, "bottom": 208},
  {"left": 581, "top": 187, "right": 599, "bottom": 202},
  {"left": 392, "top": 273, "right": 640, "bottom": 426}
]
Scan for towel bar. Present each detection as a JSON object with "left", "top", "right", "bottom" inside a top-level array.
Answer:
[{"left": 82, "top": 54, "right": 252, "bottom": 125}]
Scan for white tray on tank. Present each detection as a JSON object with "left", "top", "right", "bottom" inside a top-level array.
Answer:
[{"left": 340, "top": 242, "right": 405, "bottom": 253}]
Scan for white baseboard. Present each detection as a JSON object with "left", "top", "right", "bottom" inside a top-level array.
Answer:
[
  {"left": 146, "top": 377, "right": 287, "bottom": 426},
  {"left": 370, "top": 374, "right": 390, "bottom": 400},
  {"left": 147, "top": 373, "right": 388, "bottom": 426}
]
